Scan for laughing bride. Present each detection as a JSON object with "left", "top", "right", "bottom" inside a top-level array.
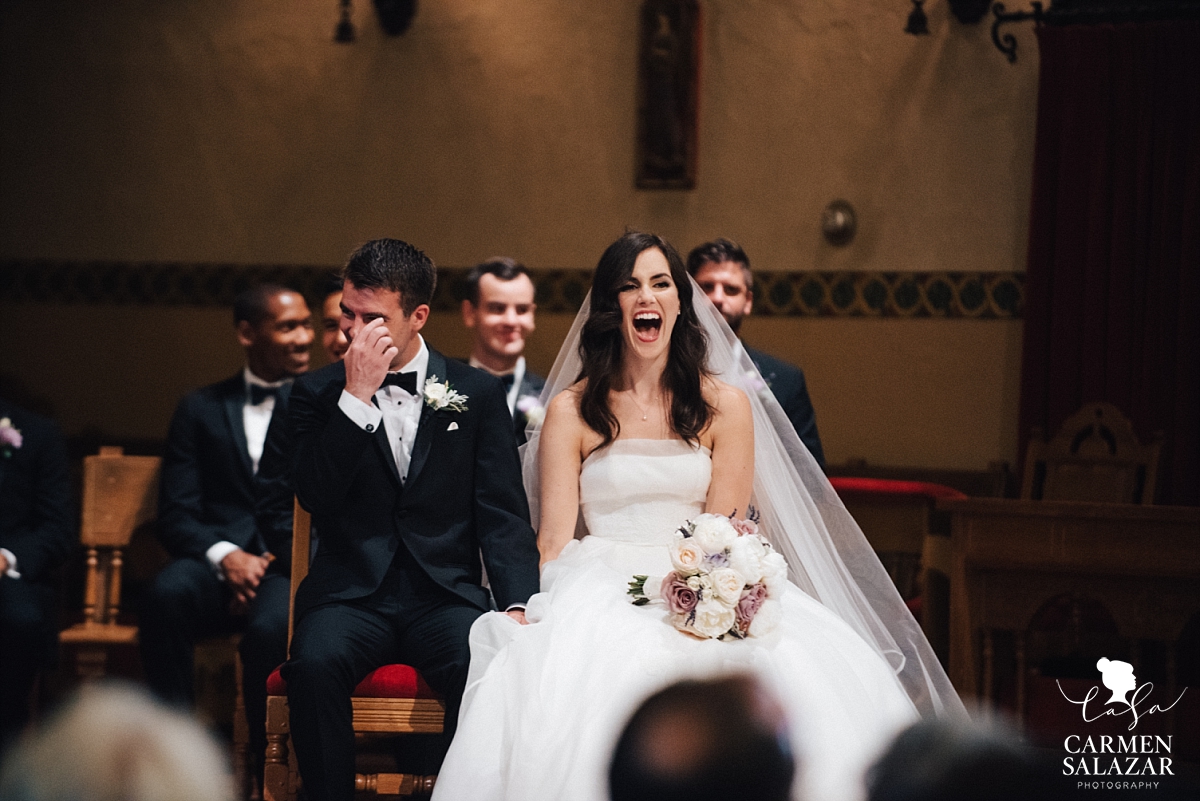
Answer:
[{"left": 431, "top": 231, "right": 965, "bottom": 801}]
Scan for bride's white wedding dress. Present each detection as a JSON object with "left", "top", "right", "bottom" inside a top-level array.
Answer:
[{"left": 432, "top": 438, "right": 919, "bottom": 801}]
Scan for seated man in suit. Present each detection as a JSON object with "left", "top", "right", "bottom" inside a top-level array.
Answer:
[
  {"left": 241, "top": 274, "right": 347, "bottom": 786},
  {"left": 140, "top": 284, "right": 313, "bottom": 709},
  {"left": 460, "top": 257, "right": 545, "bottom": 440},
  {"left": 0, "top": 400, "right": 73, "bottom": 750},
  {"left": 283, "top": 239, "right": 540, "bottom": 801},
  {"left": 687, "top": 238, "right": 826, "bottom": 468}
]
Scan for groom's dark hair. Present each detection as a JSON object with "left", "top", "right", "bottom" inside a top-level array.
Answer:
[
  {"left": 342, "top": 238, "right": 437, "bottom": 317},
  {"left": 609, "top": 675, "right": 795, "bottom": 801}
]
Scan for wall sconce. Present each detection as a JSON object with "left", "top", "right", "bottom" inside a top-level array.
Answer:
[
  {"left": 905, "top": 0, "right": 992, "bottom": 35},
  {"left": 821, "top": 200, "right": 857, "bottom": 247},
  {"left": 335, "top": 0, "right": 418, "bottom": 43}
]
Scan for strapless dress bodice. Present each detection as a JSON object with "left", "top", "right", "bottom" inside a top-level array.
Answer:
[{"left": 578, "top": 439, "right": 711, "bottom": 544}]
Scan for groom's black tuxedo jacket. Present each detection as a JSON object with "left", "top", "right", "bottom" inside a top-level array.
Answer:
[
  {"left": 745, "top": 345, "right": 826, "bottom": 470},
  {"left": 287, "top": 349, "right": 540, "bottom": 619},
  {"left": 159, "top": 374, "right": 282, "bottom": 559}
]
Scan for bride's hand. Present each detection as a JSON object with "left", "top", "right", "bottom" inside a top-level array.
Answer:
[{"left": 506, "top": 609, "right": 528, "bottom": 625}]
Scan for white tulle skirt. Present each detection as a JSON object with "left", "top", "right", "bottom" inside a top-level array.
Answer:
[{"left": 432, "top": 534, "right": 919, "bottom": 801}]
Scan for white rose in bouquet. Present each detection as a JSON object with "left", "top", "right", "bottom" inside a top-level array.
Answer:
[
  {"left": 760, "top": 550, "right": 789, "bottom": 593},
  {"left": 728, "top": 535, "right": 766, "bottom": 584},
  {"left": 689, "top": 513, "right": 738, "bottom": 554},
  {"left": 691, "top": 598, "right": 737, "bottom": 639},
  {"left": 748, "top": 598, "right": 783, "bottom": 637},
  {"left": 670, "top": 537, "right": 706, "bottom": 574},
  {"left": 710, "top": 567, "right": 746, "bottom": 606}
]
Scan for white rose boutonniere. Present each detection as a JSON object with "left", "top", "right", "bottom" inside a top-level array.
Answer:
[
  {"left": 0, "top": 417, "right": 23, "bottom": 458},
  {"left": 515, "top": 395, "right": 545, "bottom": 426},
  {"left": 423, "top": 376, "right": 468, "bottom": 412}
]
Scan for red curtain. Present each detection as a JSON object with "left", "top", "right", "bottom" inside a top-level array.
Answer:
[{"left": 1019, "top": 20, "right": 1200, "bottom": 505}]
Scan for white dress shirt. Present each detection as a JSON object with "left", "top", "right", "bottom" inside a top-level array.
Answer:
[
  {"left": 205, "top": 367, "right": 292, "bottom": 576},
  {"left": 338, "top": 336, "right": 429, "bottom": 482},
  {"left": 468, "top": 355, "right": 525, "bottom": 415}
]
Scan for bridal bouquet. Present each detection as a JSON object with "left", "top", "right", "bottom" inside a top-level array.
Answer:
[{"left": 627, "top": 512, "right": 788, "bottom": 640}]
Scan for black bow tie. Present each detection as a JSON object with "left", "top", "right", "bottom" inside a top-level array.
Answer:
[
  {"left": 249, "top": 384, "right": 281, "bottom": 406},
  {"left": 381, "top": 371, "right": 418, "bottom": 395},
  {"left": 500, "top": 373, "right": 516, "bottom": 392}
]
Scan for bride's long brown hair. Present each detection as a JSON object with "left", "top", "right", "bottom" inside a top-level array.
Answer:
[{"left": 577, "top": 231, "right": 713, "bottom": 451}]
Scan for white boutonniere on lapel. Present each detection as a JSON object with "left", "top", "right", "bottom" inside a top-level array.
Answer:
[
  {"left": 423, "top": 376, "right": 468, "bottom": 413},
  {"left": 0, "top": 417, "right": 23, "bottom": 458},
  {"left": 515, "top": 395, "right": 546, "bottom": 426}
]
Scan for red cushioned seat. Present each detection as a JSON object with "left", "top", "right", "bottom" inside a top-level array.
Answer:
[
  {"left": 266, "top": 664, "right": 439, "bottom": 699},
  {"left": 829, "top": 477, "right": 968, "bottom": 501}
]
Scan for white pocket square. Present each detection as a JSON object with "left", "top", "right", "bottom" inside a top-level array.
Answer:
[{"left": 446, "top": 422, "right": 459, "bottom": 431}]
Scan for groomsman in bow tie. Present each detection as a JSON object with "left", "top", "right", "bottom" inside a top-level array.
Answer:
[
  {"left": 239, "top": 274, "right": 347, "bottom": 788},
  {"left": 140, "top": 284, "right": 313, "bottom": 708},
  {"left": 283, "top": 239, "right": 540, "bottom": 801},
  {"left": 460, "top": 257, "right": 545, "bottom": 442}
]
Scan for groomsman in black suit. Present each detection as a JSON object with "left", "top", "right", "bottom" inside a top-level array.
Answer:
[
  {"left": 687, "top": 239, "right": 826, "bottom": 468},
  {"left": 241, "top": 274, "right": 347, "bottom": 784},
  {"left": 0, "top": 400, "right": 73, "bottom": 749},
  {"left": 139, "top": 284, "right": 313, "bottom": 708},
  {"left": 460, "top": 257, "right": 546, "bottom": 441},
  {"left": 283, "top": 239, "right": 540, "bottom": 801}
]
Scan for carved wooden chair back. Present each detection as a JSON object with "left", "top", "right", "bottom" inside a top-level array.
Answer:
[
  {"left": 59, "top": 446, "right": 160, "bottom": 664},
  {"left": 1022, "top": 402, "right": 1162, "bottom": 505}
]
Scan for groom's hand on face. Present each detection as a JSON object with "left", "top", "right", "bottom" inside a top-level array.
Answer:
[{"left": 345, "top": 317, "right": 399, "bottom": 404}]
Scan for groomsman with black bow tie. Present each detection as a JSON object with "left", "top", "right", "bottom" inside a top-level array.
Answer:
[
  {"left": 282, "top": 239, "right": 540, "bottom": 801},
  {"left": 139, "top": 284, "right": 313, "bottom": 709},
  {"left": 460, "top": 257, "right": 546, "bottom": 442}
]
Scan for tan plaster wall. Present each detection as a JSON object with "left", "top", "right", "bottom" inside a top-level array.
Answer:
[{"left": 0, "top": 1, "right": 1039, "bottom": 470}]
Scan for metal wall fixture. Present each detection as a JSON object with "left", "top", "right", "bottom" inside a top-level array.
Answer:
[
  {"left": 907, "top": 2, "right": 1200, "bottom": 64},
  {"left": 335, "top": 0, "right": 418, "bottom": 43},
  {"left": 821, "top": 201, "right": 858, "bottom": 247}
]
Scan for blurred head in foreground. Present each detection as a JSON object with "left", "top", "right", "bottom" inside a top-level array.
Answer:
[
  {"left": 0, "top": 682, "right": 234, "bottom": 801},
  {"left": 866, "top": 718, "right": 1060, "bottom": 801},
  {"left": 609, "top": 674, "right": 795, "bottom": 801}
]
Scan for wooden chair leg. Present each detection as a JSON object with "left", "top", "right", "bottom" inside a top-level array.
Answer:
[
  {"left": 233, "top": 652, "right": 255, "bottom": 800},
  {"left": 263, "top": 696, "right": 293, "bottom": 801}
]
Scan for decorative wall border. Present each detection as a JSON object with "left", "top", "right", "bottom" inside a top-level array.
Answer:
[{"left": 0, "top": 261, "right": 1023, "bottom": 318}]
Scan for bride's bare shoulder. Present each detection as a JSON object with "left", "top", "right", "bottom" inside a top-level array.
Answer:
[
  {"left": 702, "top": 377, "right": 751, "bottom": 419},
  {"left": 544, "top": 381, "right": 587, "bottom": 431}
]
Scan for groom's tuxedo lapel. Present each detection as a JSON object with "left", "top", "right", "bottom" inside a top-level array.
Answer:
[
  {"left": 404, "top": 349, "right": 446, "bottom": 488},
  {"left": 368, "top": 395, "right": 404, "bottom": 486},
  {"left": 221, "top": 381, "right": 253, "bottom": 479}
]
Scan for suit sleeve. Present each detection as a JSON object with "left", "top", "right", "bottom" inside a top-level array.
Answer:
[
  {"left": 158, "top": 393, "right": 251, "bottom": 559},
  {"left": 472, "top": 379, "right": 541, "bottom": 610},
  {"left": 0, "top": 416, "right": 74, "bottom": 581},
  {"left": 254, "top": 398, "right": 295, "bottom": 569},
  {"left": 782, "top": 370, "right": 826, "bottom": 470},
  {"left": 288, "top": 374, "right": 377, "bottom": 519}
]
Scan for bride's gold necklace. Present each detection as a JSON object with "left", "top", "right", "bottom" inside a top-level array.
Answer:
[{"left": 627, "top": 390, "right": 657, "bottom": 422}]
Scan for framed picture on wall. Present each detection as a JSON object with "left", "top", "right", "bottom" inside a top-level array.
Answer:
[{"left": 636, "top": 0, "right": 701, "bottom": 190}]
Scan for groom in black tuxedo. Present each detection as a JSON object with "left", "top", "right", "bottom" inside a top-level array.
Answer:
[{"left": 283, "top": 239, "right": 540, "bottom": 801}]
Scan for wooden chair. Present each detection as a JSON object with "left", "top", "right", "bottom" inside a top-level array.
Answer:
[
  {"left": 263, "top": 500, "right": 444, "bottom": 801},
  {"left": 59, "top": 446, "right": 159, "bottom": 678},
  {"left": 1022, "top": 402, "right": 1163, "bottom": 505},
  {"left": 58, "top": 446, "right": 251, "bottom": 794}
]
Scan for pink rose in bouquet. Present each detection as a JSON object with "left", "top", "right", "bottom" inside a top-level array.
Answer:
[
  {"left": 661, "top": 571, "right": 699, "bottom": 615},
  {"left": 735, "top": 582, "right": 768, "bottom": 631}
]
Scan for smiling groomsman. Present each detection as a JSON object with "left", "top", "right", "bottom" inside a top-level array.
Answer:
[
  {"left": 140, "top": 284, "right": 313, "bottom": 709},
  {"left": 687, "top": 238, "right": 826, "bottom": 468},
  {"left": 461, "top": 257, "right": 545, "bottom": 441}
]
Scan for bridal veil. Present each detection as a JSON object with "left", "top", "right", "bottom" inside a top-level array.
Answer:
[{"left": 519, "top": 277, "right": 967, "bottom": 722}]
